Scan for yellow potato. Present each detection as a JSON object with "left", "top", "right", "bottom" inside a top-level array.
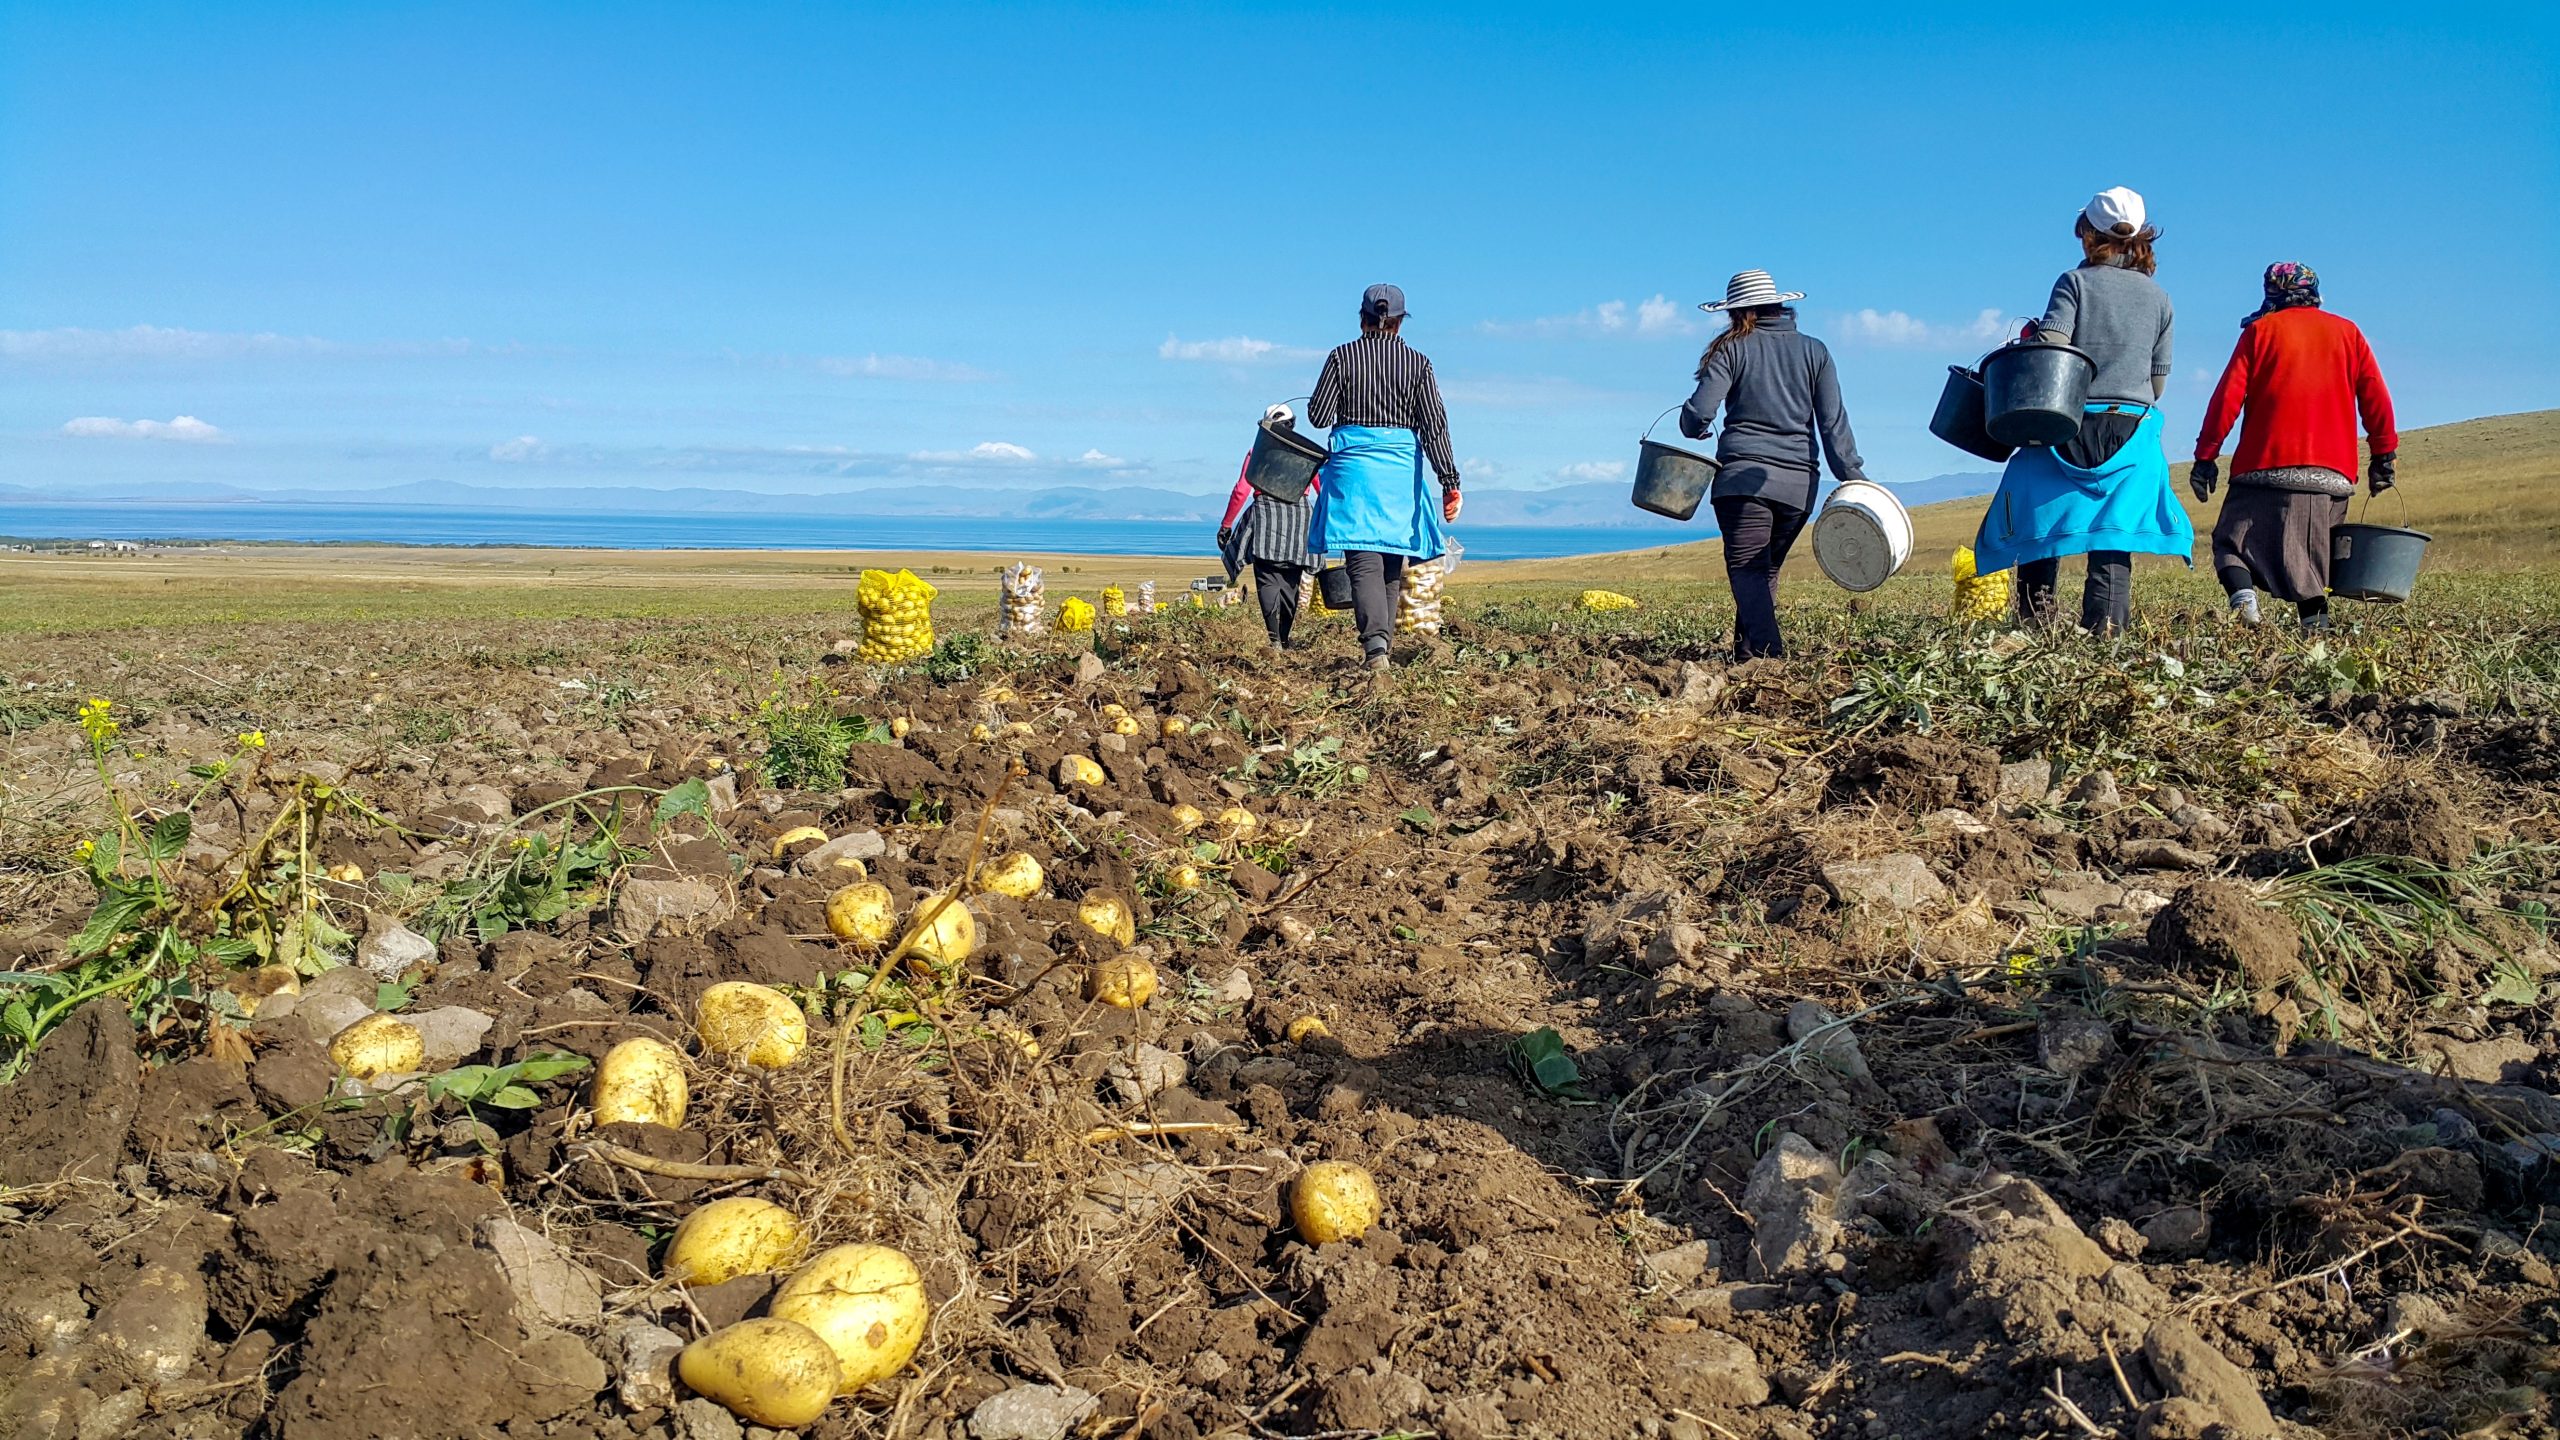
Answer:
[
  {"left": 1167, "top": 865, "right": 1202, "bottom": 892},
  {"left": 768, "top": 1244, "right": 930, "bottom": 1395},
  {"left": 328, "top": 1013, "right": 424, "bottom": 1080},
  {"left": 1076, "top": 893, "right": 1137, "bottom": 946},
  {"left": 969, "top": 723, "right": 994, "bottom": 742},
  {"left": 1285, "top": 1015, "right": 1331, "bottom": 1045},
  {"left": 1005, "top": 721, "right": 1034, "bottom": 737},
  {"left": 984, "top": 685, "right": 1017, "bottom": 705},
  {"left": 676, "top": 1318, "right": 841, "bottom": 1428},
  {"left": 1216, "top": 806, "right": 1259, "bottom": 839},
  {"left": 1089, "top": 955, "right": 1158, "bottom": 1009},
  {"left": 888, "top": 717, "right": 912, "bottom": 739},
  {"left": 905, "top": 891, "right": 977, "bottom": 965},
  {"left": 827, "top": 856, "right": 869, "bottom": 878},
  {"left": 1111, "top": 716, "right": 1141, "bottom": 737},
  {"left": 825, "top": 882, "right": 898, "bottom": 946},
  {"left": 230, "top": 964, "right": 301, "bottom": 1019},
  {"left": 1057, "top": 755, "right": 1105, "bottom": 787},
  {"left": 695, "top": 982, "right": 808, "bottom": 1068},
  {"left": 986, "top": 1023, "right": 1041, "bottom": 1061},
  {"left": 770, "top": 825, "right": 829, "bottom": 860},
  {"left": 592, "top": 1037, "right": 689, "bottom": 1128},
  {"left": 1167, "top": 803, "right": 1206, "bottom": 834},
  {"left": 977, "top": 851, "right": 1045, "bottom": 899},
  {"left": 1291, "top": 1161, "right": 1383, "bottom": 1244},
  {"left": 1162, "top": 716, "right": 1188, "bottom": 738},
  {"left": 1100, "top": 703, "right": 1129, "bottom": 721},
  {"left": 666, "top": 1197, "right": 810, "bottom": 1286},
  {"left": 326, "top": 861, "right": 366, "bottom": 883}
]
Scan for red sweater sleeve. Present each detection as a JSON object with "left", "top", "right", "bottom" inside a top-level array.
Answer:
[
  {"left": 2352, "top": 328, "right": 2399, "bottom": 457},
  {"left": 1220, "top": 459, "right": 1253, "bottom": 527},
  {"left": 2194, "top": 329, "right": 2254, "bottom": 461}
]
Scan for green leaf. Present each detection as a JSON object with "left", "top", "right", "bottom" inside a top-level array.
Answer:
[
  {"left": 484, "top": 1085, "right": 541, "bottom": 1110},
  {"left": 656, "top": 777, "right": 712, "bottom": 825},
  {"left": 2, "top": 998, "right": 38, "bottom": 1043},
  {"left": 512, "top": 1051, "right": 592, "bottom": 1085},
  {"left": 1397, "top": 806, "right": 1438, "bottom": 834},
  {"left": 2484, "top": 962, "right": 2541, "bottom": 1008},
  {"left": 146, "top": 810, "right": 193, "bottom": 860},
  {"left": 1509, "top": 1027, "right": 1586, "bottom": 1099},
  {"left": 375, "top": 980, "right": 415, "bottom": 1012},
  {"left": 72, "top": 887, "right": 154, "bottom": 958}
]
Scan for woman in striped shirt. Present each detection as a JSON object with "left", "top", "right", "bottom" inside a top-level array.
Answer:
[
  {"left": 1217, "top": 405, "right": 1321, "bottom": 649},
  {"left": 1307, "top": 283, "right": 1464, "bottom": 673}
]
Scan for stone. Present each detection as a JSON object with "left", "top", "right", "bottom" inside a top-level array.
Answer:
[
  {"left": 2036, "top": 1015, "right": 2115, "bottom": 1079},
  {"left": 1660, "top": 1329, "right": 1770, "bottom": 1408},
  {"left": 1074, "top": 653, "right": 1107, "bottom": 686},
  {"left": 614, "top": 876, "right": 729, "bottom": 937},
  {"left": 2038, "top": 875, "right": 2126, "bottom": 922},
  {"left": 1675, "top": 660, "right": 1725, "bottom": 708},
  {"left": 1820, "top": 854, "right": 1946, "bottom": 912},
  {"left": 1072, "top": 1163, "right": 1188, "bottom": 1231},
  {"left": 1639, "top": 1239, "right": 1719, "bottom": 1290},
  {"left": 479, "top": 1217, "right": 605, "bottom": 1331},
  {"left": 797, "top": 830, "right": 886, "bottom": 874},
  {"left": 409, "top": 1006, "right": 496, "bottom": 1067},
  {"left": 1741, "top": 1133, "right": 1841, "bottom": 1277},
  {"left": 677, "top": 1395, "right": 746, "bottom": 1440},
  {"left": 2140, "top": 1207, "right": 2212, "bottom": 1260},
  {"left": 2142, "top": 1319, "right": 2276, "bottom": 1438},
  {"left": 294, "top": 993, "right": 377, "bottom": 1045},
  {"left": 357, "top": 920, "right": 437, "bottom": 981},
  {"left": 704, "top": 773, "right": 739, "bottom": 815},
  {"left": 518, "top": 1330, "right": 610, "bottom": 1421},
  {"left": 444, "top": 783, "right": 514, "bottom": 824},
  {"left": 2117, "top": 838, "right": 2217, "bottom": 871},
  {"left": 1210, "top": 967, "right": 1255, "bottom": 1006},
  {"left": 1997, "top": 756, "right": 2054, "bottom": 805},
  {"left": 1106, "top": 1045, "right": 1188, "bottom": 1103},
  {"left": 1921, "top": 807, "right": 1991, "bottom": 838},
  {"left": 2417, "top": 1033, "right": 2539, "bottom": 1085},
  {"left": 970, "top": 1383, "right": 1100, "bottom": 1440},
  {"left": 604, "top": 1319, "right": 685, "bottom": 1410},
  {"left": 1784, "top": 1001, "right": 1872, "bottom": 1081},
  {"left": 2096, "top": 1216, "right": 2148, "bottom": 1261},
  {"left": 2067, "top": 770, "right": 2123, "bottom": 811},
  {"left": 91, "top": 1262, "right": 208, "bottom": 1383}
]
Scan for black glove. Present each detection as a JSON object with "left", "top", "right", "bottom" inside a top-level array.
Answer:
[
  {"left": 1216, "top": 526, "right": 1235, "bottom": 547},
  {"left": 2367, "top": 451, "right": 2396, "bottom": 494},
  {"left": 2189, "top": 457, "right": 2219, "bottom": 503}
]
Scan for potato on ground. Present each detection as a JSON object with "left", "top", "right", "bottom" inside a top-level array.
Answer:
[
  {"left": 591, "top": 1036, "right": 689, "bottom": 1127},
  {"left": 328, "top": 1013, "right": 424, "bottom": 1079},
  {"left": 695, "top": 982, "right": 808, "bottom": 1068},
  {"left": 1292, "top": 1161, "right": 1383, "bottom": 1243},
  {"left": 768, "top": 1244, "right": 930, "bottom": 1394},
  {"left": 665, "top": 1197, "right": 809, "bottom": 1285},
  {"left": 678, "top": 1317, "right": 841, "bottom": 1427}
]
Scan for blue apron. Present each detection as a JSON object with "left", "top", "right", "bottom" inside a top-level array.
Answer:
[
  {"left": 1973, "top": 403, "right": 2194, "bottom": 574},
  {"left": 1310, "top": 425, "right": 1446, "bottom": 560}
]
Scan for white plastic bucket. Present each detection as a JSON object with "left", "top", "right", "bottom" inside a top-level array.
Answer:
[{"left": 1811, "top": 480, "right": 1912, "bottom": 593}]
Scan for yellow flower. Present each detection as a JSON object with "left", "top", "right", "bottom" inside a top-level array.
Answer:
[
  {"left": 237, "top": 730, "right": 267, "bottom": 749},
  {"left": 77, "top": 696, "right": 119, "bottom": 746},
  {"left": 73, "top": 838, "right": 96, "bottom": 861}
]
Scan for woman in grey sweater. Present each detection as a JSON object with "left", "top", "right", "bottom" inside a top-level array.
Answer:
[{"left": 1679, "top": 269, "right": 1867, "bottom": 659}]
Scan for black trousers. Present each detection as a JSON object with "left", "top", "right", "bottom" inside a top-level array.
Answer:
[
  {"left": 1251, "top": 560, "right": 1306, "bottom": 645},
  {"left": 1712, "top": 495, "right": 1808, "bottom": 659},
  {"left": 1342, "top": 550, "right": 1408, "bottom": 658},
  {"left": 2017, "top": 552, "right": 2133, "bottom": 635}
]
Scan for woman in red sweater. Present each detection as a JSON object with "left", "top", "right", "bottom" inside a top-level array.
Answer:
[{"left": 2191, "top": 262, "right": 2398, "bottom": 629}]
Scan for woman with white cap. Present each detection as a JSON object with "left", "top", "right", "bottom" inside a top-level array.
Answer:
[
  {"left": 1973, "top": 186, "right": 2192, "bottom": 635},
  {"left": 1307, "top": 283, "right": 1463, "bottom": 674},
  {"left": 1216, "top": 403, "right": 1323, "bottom": 649},
  {"left": 1677, "top": 269, "right": 1868, "bottom": 660}
]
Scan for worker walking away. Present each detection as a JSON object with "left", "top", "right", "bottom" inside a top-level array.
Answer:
[
  {"left": 1677, "top": 268, "right": 1868, "bottom": 660},
  {"left": 1306, "top": 284, "right": 1462, "bottom": 675},
  {"left": 2190, "top": 262, "right": 2398, "bottom": 630},
  {"left": 1218, "top": 404, "right": 1322, "bottom": 650}
]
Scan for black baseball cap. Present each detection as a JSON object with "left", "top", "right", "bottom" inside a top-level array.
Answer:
[{"left": 1361, "top": 283, "right": 1408, "bottom": 320}]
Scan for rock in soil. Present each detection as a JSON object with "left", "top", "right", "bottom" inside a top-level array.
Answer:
[
  {"left": 479, "top": 1216, "right": 605, "bottom": 1332},
  {"left": 1821, "top": 853, "right": 1948, "bottom": 912},
  {"left": 969, "top": 1383, "right": 1100, "bottom": 1440},
  {"left": 90, "top": 1261, "right": 209, "bottom": 1383},
  {"left": 2142, "top": 1318, "right": 2278, "bottom": 1438},
  {"left": 357, "top": 920, "right": 438, "bottom": 981},
  {"left": 1741, "top": 1133, "right": 1841, "bottom": 1276}
]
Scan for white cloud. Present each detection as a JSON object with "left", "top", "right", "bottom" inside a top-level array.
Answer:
[
  {"left": 1555, "top": 460, "right": 1629, "bottom": 482},
  {"left": 909, "top": 440, "right": 1037, "bottom": 463},
  {"left": 1157, "top": 334, "right": 1320, "bottom": 364},
  {"left": 489, "top": 435, "right": 548, "bottom": 461},
  {"left": 1482, "top": 294, "right": 1696, "bottom": 339},
  {"left": 1070, "top": 448, "right": 1128, "bottom": 467},
  {"left": 1835, "top": 307, "right": 2008, "bottom": 349},
  {"left": 60, "top": 415, "right": 227, "bottom": 443},
  {"left": 811, "top": 352, "right": 990, "bottom": 382},
  {"left": 4, "top": 324, "right": 469, "bottom": 362}
]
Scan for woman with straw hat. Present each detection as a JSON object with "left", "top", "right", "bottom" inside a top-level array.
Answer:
[
  {"left": 2190, "top": 262, "right": 2399, "bottom": 630},
  {"left": 1677, "top": 269, "right": 1869, "bottom": 660},
  {"left": 1973, "top": 187, "right": 2192, "bottom": 635}
]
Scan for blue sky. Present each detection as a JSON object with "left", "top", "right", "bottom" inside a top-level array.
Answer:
[{"left": 3, "top": 1, "right": 2554, "bottom": 505}]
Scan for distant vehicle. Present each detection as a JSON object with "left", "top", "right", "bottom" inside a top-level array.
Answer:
[{"left": 1189, "top": 577, "right": 1228, "bottom": 593}]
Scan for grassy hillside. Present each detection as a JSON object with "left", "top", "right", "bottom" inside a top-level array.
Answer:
[{"left": 1473, "top": 408, "right": 2559, "bottom": 588}]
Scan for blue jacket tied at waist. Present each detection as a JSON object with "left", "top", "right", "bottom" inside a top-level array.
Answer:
[
  {"left": 1311, "top": 425, "right": 1445, "bottom": 560},
  {"left": 1973, "top": 403, "right": 2194, "bottom": 575}
]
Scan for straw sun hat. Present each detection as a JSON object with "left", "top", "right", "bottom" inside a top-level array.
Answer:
[{"left": 1698, "top": 269, "right": 1805, "bottom": 312}]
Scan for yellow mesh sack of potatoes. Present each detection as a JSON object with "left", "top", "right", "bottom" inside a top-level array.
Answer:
[
  {"left": 1058, "top": 595, "right": 1096, "bottom": 633},
  {"left": 1576, "top": 589, "right": 1639, "bottom": 612},
  {"left": 856, "top": 569, "right": 938, "bottom": 663},
  {"left": 1951, "top": 546, "right": 2011, "bottom": 622},
  {"left": 1099, "top": 583, "right": 1126, "bottom": 619}
]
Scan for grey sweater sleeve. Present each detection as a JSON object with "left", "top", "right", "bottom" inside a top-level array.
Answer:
[
  {"left": 2036, "top": 270, "right": 2079, "bottom": 341},
  {"left": 1811, "top": 346, "right": 1866, "bottom": 483},
  {"left": 2153, "top": 302, "right": 2175, "bottom": 379},
  {"left": 1679, "top": 347, "right": 1735, "bottom": 439}
]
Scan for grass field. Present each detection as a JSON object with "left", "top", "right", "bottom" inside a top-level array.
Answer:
[{"left": 0, "top": 409, "right": 2548, "bottom": 635}]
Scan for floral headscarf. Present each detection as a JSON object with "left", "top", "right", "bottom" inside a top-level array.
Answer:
[{"left": 2244, "top": 261, "right": 2321, "bottom": 328}]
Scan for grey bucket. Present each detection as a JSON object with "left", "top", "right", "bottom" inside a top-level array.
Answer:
[
  {"left": 1246, "top": 405, "right": 1326, "bottom": 503},
  {"left": 1928, "top": 365, "right": 2014, "bottom": 463},
  {"left": 1630, "top": 407, "right": 1720, "bottom": 521},
  {"left": 1315, "top": 564, "right": 1355, "bottom": 610},
  {"left": 2331, "top": 493, "right": 2431, "bottom": 603},
  {"left": 1980, "top": 341, "right": 2096, "bottom": 448}
]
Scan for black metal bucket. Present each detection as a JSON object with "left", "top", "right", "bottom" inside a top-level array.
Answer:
[
  {"left": 1315, "top": 564, "right": 1355, "bottom": 610},
  {"left": 1928, "top": 365, "right": 2014, "bottom": 463},
  {"left": 2331, "top": 490, "right": 2431, "bottom": 604},
  {"left": 1981, "top": 342, "right": 2096, "bottom": 448},
  {"left": 1246, "top": 417, "right": 1326, "bottom": 502},
  {"left": 1630, "top": 408, "right": 1720, "bottom": 521}
]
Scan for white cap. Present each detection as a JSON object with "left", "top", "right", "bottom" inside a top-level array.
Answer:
[
  {"left": 1264, "top": 403, "right": 1295, "bottom": 425},
  {"left": 2082, "top": 186, "right": 2147, "bottom": 236}
]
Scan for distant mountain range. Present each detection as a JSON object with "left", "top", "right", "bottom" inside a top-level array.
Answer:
[{"left": 0, "top": 470, "right": 2001, "bottom": 528}]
